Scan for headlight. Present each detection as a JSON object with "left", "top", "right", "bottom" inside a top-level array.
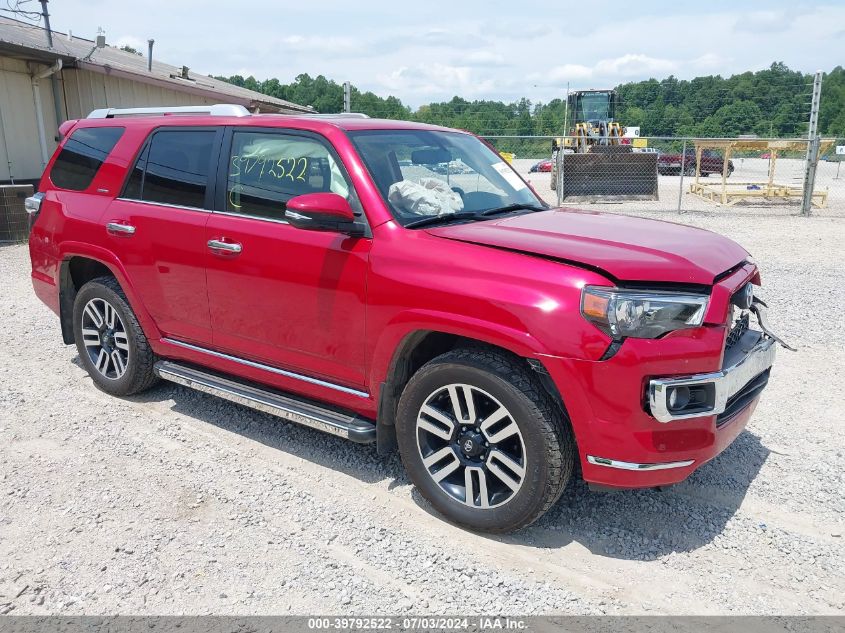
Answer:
[{"left": 581, "top": 286, "right": 709, "bottom": 340}]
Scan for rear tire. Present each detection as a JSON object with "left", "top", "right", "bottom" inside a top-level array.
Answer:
[
  {"left": 72, "top": 276, "right": 159, "bottom": 396},
  {"left": 395, "top": 348, "right": 574, "bottom": 533}
]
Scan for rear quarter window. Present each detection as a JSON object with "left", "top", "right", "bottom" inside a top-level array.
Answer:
[{"left": 49, "top": 126, "right": 124, "bottom": 191}]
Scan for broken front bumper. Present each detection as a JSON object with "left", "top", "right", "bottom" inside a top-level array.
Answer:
[{"left": 647, "top": 330, "right": 776, "bottom": 423}]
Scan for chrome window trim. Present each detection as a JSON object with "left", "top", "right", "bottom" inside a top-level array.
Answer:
[
  {"left": 211, "top": 209, "right": 290, "bottom": 225},
  {"left": 587, "top": 456, "right": 695, "bottom": 471},
  {"left": 115, "top": 197, "right": 212, "bottom": 213},
  {"left": 161, "top": 338, "right": 369, "bottom": 398}
]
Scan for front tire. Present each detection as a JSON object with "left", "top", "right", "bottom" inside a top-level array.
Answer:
[
  {"left": 72, "top": 276, "right": 159, "bottom": 396},
  {"left": 396, "top": 348, "right": 574, "bottom": 533}
]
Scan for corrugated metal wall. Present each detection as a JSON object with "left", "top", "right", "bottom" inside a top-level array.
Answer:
[
  {"left": 0, "top": 56, "right": 59, "bottom": 182},
  {"left": 62, "top": 68, "right": 217, "bottom": 119},
  {"left": 0, "top": 58, "right": 221, "bottom": 182}
]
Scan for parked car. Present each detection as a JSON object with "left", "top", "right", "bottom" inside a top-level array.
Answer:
[
  {"left": 658, "top": 149, "right": 734, "bottom": 176},
  {"left": 27, "top": 104, "right": 785, "bottom": 533},
  {"left": 529, "top": 159, "right": 553, "bottom": 173}
]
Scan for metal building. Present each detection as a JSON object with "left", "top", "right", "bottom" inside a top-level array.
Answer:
[{"left": 0, "top": 15, "right": 313, "bottom": 184}]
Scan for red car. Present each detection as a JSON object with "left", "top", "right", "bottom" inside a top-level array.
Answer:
[
  {"left": 529, "top": 159, "right": 553, "bottom": 173},
  {"left": 658, "top": 149, "right": 734, "bottom": 176},
  {"left": 27, "top": 105, "right": 783, "bottom": 532}
]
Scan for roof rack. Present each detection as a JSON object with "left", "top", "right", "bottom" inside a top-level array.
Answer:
[
  {"left": 295, "top": 113, "right": 370, "bottom": 119},
  {"left": 87, "top": 104, "right": 251, "bottom": 119}
]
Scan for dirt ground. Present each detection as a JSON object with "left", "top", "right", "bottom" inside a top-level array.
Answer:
[{"left": 0, "top": 204, "right": 843, "bottom": 615}]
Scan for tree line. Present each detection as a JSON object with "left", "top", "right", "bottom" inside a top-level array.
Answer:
[{"left": 217, "top": 62, "right": 845, "bottom": 140}]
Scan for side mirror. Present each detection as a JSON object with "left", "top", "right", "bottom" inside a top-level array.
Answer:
[{"left": 284, "top": 193, "right": 363, "bottom": 235}]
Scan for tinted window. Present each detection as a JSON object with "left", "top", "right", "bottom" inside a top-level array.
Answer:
[
  {"left": 126, "top": 130, "right": 215, "bottom": 208},
  {"left": 50, "top": 126, "right": 124, "bottom": 191},
  {"left": 123, "top": 144, "right": 147, "bottom": 200},
  {"left": 226, "top": 132, "right": 351, "bottom": 220}
]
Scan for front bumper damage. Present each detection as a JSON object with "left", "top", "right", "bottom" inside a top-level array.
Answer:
[
  {"left": 647, "top": 331, "right": 776, "bottom": 423},
  {"left": 542, "top": 276, "right": 793, "bottom": 489}
]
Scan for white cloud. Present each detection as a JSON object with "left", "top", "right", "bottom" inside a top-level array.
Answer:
[
  {"left": 376, "top": 63, "right": 495, "bottom": 97},
  {"left": 540, "top": 64, "right": 594, "bottom": 83},
  {"left": 530, "top": 55, "right": 675, "bottom": 87},
  {"left": 278, "top": 34, "right": 362, "bottom": 57},
  {"left": 691, "top": 53, "right": 731, "bottom": 71},
  {"left": 595, "top": 54, "right": 677, "bottom": 77},
  {"left": 113, "top": 35, "right": 146, "bottom": 51},
  {"left": 464, "top": 50, "right": 507, "bottom": 67}
]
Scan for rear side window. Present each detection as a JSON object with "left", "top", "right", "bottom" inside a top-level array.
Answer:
[
  {"left": 50, "top": 126, "right": 124, "bottom": 191},
  {"left": 124, "top": 129, "right": 216, "bottom": 208}
]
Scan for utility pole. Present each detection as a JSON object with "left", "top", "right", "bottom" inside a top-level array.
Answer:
[
  {"left": 562, "top": 81, "right": 570, "bottom": 139},
  {"left": 38, "top": 0, "right": 65, "bottom": 129},
  {"left": 801, "top": 70, "right": 823, "bottom": 216},
  {"left": 343, "top": 81, "right": 351, "bottom": 113},
  {"left": 39, "top": 0, "right": 53, "bottom": 47}
]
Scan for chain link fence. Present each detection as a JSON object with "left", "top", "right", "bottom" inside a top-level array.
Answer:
[{"left": 482, "top": 136, "right": 844, "bottom": 217}]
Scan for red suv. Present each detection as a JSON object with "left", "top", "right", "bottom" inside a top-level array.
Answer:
[
  {"left": 658, "top": 149, "right": 735, "bottom": 176},
  {"left": 27, "top": 104, "right": 784, "bottom": 532}
]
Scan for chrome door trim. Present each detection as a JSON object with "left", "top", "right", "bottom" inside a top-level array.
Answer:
[
  {"left": 161, "top": 337, "right": 370, "bottom": 398},
  {"left": 114, "top": 198, "right": 213, "bottom": 213},
  {"left": 211, "top": 209, "right": 291, "bottom": 225}
]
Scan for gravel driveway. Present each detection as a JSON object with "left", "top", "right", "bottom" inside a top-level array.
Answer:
[{"left": 1, "top": 208, "right": 843, "bottom": 615}]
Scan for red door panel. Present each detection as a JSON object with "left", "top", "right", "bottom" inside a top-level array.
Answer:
[
  {"left": 107, "top": 199, "right": 212, "bottom": 344},
  {"left": 205, "top": 213, "right": 370, "bottom": 388}
]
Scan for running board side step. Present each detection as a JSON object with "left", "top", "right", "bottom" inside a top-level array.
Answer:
[{"left": 154, "top": 361, "right": 376, "bottom": 444}]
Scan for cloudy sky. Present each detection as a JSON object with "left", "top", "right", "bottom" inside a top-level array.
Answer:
[{"left": 40, "top": 0, "right": 845, "bottom": 107}]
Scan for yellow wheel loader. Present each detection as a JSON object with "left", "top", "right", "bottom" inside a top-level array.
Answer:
[{"left": 550, "top": 89, "right": 658, "bottom": 200}]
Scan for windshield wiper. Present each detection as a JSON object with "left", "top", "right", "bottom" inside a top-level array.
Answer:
[
  {"left": 477, "top": 203, "right": 548, "bottom": 217},
  {"left": 404, "top": 211, "right": 481, "bottom": 229},
  {"left": 404, "top": 204, "right": 547, "bottom": 229}
]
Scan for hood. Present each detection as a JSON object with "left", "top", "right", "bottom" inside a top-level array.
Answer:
[{"left": 425, "top": 208, "right": 748, "bottom": 285}]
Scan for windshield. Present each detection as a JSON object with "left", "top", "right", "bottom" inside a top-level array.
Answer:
[
  {"left": 573, "top": 92, "right": 612, "bottom": 122},
  {"left": 348, "top": 130, "right": 544, "bottom": 227}
]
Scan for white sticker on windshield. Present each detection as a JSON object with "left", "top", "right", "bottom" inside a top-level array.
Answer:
[{"left": 492, "top": 161, "right": 527, "bottom": 191}]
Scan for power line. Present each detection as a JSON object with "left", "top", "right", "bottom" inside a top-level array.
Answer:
[{"left": 1, "top": 0, "right": 42, "bottom": 22}]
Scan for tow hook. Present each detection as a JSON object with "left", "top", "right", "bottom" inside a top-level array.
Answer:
[{"left": 750, "top": 297, "right": 797, "bottom": 352}]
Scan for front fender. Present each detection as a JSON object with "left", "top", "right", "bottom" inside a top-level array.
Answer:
[{"left": 368, "top": 308, "right": 550, "bottom": 396}]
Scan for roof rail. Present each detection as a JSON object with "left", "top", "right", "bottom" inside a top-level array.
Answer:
[
  {"left": 295, "top": 113, "right": 370, "bottom": 119},
  {"left": 87, "top": 104, "right": 251, "bottom": 119}
]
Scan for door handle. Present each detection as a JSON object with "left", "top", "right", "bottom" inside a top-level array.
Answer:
[
  {"left": 106, "top": 221, "right": 136, "bottom": 235},
  {"left": 207, "top": 239, "right": 243, "bottom": 254}
]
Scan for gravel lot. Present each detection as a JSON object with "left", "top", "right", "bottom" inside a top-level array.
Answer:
[{"left": 1, "top": 204, "right": 843, "bottom": 615}]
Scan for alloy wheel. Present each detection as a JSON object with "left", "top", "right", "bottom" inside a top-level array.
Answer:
[
  {"left": 415, "top": 383, "right": 526, "bottom": 509},
  {"left": 80, "top": 298, "right": 130, "bottom": 380}
]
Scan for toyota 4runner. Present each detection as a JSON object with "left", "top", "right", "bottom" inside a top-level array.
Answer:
[{"left": 27, "top": 104, "right": 787, "bottom": 532}]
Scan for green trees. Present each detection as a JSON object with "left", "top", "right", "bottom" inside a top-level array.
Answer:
[{"left": 216, "top": 64, "right": 845, "bottom": 139}]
